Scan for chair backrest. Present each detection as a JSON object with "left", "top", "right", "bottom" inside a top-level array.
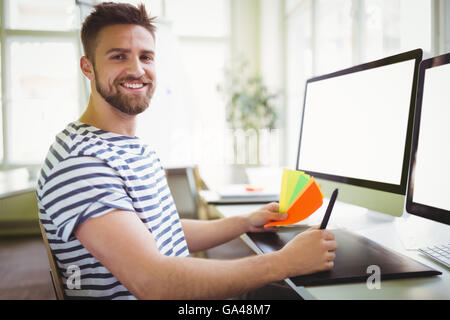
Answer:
[
  {"left": 165, "top": 166, "right": 200, "bottom": 220},
  {"left": 38, "top": 220, "right": 65, "bottom": 300}
]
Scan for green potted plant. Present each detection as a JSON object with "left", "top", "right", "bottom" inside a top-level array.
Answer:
[{"left": 218, "top": 59, "right": 279, "bottom": 165}]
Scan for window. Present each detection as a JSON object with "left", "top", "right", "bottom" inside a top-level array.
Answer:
[
  {"left": 315, "top": 0, "right": 353, "bottom": 75},
  {"left": 166, "top": 0, "right": 229, "bottom": 37},
  {"left": 6, "top": 0, "right": 77, "bottom": 31},
  {"left": 0, "top": 0, "right": 82, "bottom": 168},
  {"left": 0, "top": 0, "right": 231, "bottom": 171},
  {"left": 359, "top": 0, "right": 432, "bottom": 62},
  {"left": 284, "top": 0, "right": 434, "bottom": 167},
  {"left": 135, "top": 0, "right": 231, "bottom": 167},
  {"left": 8, "top": 40, "right": 79, "bottom": 164},
  {"left": 285, "top": 0, "right": 313, "bottom": 167}
]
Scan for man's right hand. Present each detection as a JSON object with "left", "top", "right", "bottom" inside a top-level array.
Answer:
[{"left": 278, "top": 226, "right": 338, "bottom": 277}]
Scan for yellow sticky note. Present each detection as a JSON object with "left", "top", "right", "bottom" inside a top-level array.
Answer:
[
  {"left": 279, "top": 169, "right": 303, "bottom": 213},
  {"left": 278, "top": 169, "right": 289, "bottom": 213}
]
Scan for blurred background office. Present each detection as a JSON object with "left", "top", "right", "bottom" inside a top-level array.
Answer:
[{"left": 0, "top": 0, "right": 449, "bottom": 299}]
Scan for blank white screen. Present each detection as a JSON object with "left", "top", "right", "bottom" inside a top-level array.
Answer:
[
  {"left": 297, "top": 60, "right": 415, "bottom": 185},
  {"left": 412, "top": 64, "right": 450, "bottom": 211}
]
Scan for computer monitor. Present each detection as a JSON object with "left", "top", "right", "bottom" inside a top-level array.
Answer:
[
  {"left": 296, "top": 49, "right": 422, "bottom": 217},
  {"left": 406, "top": 53, "right": 450, "bottom": 225}
]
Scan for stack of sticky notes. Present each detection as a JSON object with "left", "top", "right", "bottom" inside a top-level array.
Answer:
[{"left": 265, "top": 169, "right": 324, "bottom": 227}]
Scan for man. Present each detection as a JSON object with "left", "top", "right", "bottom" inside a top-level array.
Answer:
[{"left": 37, "top": 2, "right": 337, "bottom": 300}]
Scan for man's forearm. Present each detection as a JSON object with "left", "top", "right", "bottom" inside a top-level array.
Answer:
[
  {"left": 181, "top": 217, "right": 249, "bottom": 252},
  {"left": 137, "top": 250, "right": 286, "bottom": 299}
]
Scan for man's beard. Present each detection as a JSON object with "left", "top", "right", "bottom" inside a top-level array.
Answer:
[{"left": 94, "top": 71, "right": 155, "bottom": 116}]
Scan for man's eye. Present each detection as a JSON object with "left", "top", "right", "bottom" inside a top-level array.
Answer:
[
  {"left": 112, "top": 54, "right": 125, "bottom": 60},
  {"left": 141, "top": 55, "right": 154, "bottom": 62}
]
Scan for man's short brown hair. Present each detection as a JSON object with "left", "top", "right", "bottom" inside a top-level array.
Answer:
[{"left": 81, "top": 2, "right": 156, "bottom": 62}]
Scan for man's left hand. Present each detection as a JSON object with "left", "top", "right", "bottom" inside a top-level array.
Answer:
[{"left": 246, "top": 202, "right": 287, "bottom": 233}]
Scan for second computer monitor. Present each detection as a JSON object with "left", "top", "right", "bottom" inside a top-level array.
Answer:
[
  {"left": 296, "top": 49, "right": 422, "bottom": 216},
  {"left": 406, "top": 53, "right": 450, "bottom": 225}
]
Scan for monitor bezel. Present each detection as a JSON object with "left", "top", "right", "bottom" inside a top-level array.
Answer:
[
  {"left": 296, "top": 49, "right": 423, "bottom": 195},
  {"left": 406, "top": 53, "right": 450, "bottom": 225}
]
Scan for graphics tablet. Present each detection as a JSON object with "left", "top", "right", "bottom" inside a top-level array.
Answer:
[{"left": 248, "top": 226, "right": 441, "bottom": 286}]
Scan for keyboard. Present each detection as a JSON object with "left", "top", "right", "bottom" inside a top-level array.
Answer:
[{"left": 418, "top": 243, "right": 450, "bottom": 268}]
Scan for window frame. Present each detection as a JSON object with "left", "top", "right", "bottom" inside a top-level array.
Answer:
[{"left": 0, "top": 0, "right": 86, "bottom": 171}]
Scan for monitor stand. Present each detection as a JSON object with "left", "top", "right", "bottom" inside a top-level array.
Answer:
[
  {"left": 365, "top": 209, "right": 396, "bottom": 222},
  {"left": 302, "top": 199, "right": 396, "bottom": 231}
]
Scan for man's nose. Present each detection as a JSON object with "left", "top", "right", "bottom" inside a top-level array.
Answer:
[{"left": 126, "top": 56, "right": 145, "bottom": 78}]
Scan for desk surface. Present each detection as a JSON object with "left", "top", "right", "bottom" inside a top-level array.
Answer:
[
  {"left": 211, "top": 201, "right": 450, "bottom": 300},
  {"left": 0, "top": 169, "right": 36, "bottom": 199}
]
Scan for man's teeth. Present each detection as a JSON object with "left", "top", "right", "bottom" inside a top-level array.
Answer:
[{"left": 122, "top": 83, "right": 144, "bottom": 89}]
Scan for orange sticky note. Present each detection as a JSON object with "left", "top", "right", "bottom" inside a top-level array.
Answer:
[
  {"left": 246, "top": 185, "right": 264, "bottom": 192},
  {"left": 265, "top": 178, "right": 323, "bottom": 227}
]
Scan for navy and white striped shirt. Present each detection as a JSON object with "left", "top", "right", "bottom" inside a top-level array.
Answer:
[{"left": 36, "top": 121, "right": 189, "bottom": 299}]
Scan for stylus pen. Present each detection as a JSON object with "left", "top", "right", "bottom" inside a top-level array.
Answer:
[{"left": 320, "top": 188, "right": 339, "bottom": 229}]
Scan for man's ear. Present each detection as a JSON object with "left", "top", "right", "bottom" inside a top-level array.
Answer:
[{"left": 80, "top": 56, "right": 95, "bottom": 81}]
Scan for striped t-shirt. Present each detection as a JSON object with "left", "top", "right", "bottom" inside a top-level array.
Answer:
[{"left": 36, "top": 121, "right": 189, "bottom": 299}]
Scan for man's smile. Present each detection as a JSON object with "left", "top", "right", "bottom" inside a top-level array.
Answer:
[
  {"left": 118, "top": 80, "right": 151, "bottom": 92},
  {"left": 122, "top": 82, "right": 144, "bottom": 89}
]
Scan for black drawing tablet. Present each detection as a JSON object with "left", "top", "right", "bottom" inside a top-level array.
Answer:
[{"left": 247, "top": 226, "right": 441, "bottom": 287}]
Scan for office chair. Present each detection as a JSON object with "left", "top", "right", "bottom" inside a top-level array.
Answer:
[
  {"left": 38, "top": 220, "right": 65, "bottom": 300},
  {"left": 165, "top": 166, "right": 213, "bottom": 257},
  {"left": 165, "top": 166, "right": 202, "bottom": 220}
]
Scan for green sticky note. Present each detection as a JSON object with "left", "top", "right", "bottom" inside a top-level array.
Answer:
[{"left": 288, "top": 174, "right": 310, "bottom": 207}]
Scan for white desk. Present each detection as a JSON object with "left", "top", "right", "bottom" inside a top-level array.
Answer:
[
  {"left": 0, "top": 168, "right": 35, "bottom": 199},
  {"left": 211, "top": 200, "right": 450, "bottom": 300},
  {"left": 0, "top": 168, "right": 39, "bottom": 235}
]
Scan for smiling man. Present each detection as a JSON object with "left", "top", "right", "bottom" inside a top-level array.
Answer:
[{"left": 36, "top": 2, "right": 337, "bottom": 300}]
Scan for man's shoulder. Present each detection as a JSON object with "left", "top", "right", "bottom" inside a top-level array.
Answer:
[
  {"left": 37, "top": 122, "right": 115, "bottom": 190},
  {"left": 48, "top": 121, "right": 98, "bottom": 155}
]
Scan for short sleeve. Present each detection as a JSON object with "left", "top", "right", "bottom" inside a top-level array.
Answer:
[{"left": 39, "top": 156, "right": 134, "bottom": 242}]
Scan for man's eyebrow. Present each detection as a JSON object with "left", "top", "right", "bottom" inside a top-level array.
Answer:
[
  {"left": 105, "top": 48, "right": 131, "bottom": 55},
  {"left": 105, "top": 48, "right": 155, "bottom": 55},
  {"left": 141, "top": 50, "right": 155, "bottom": 56}
]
